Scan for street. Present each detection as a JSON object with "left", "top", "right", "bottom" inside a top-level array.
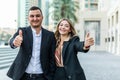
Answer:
[
  {"left": 0, "top": 50, "right": 120, "bottom": 80},
  {"left": 78, "top": 51, "right": 120, "bottom": 80}
]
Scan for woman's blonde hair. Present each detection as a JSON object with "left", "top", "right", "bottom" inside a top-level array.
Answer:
[{"left": 55, "top": 18, "right": 77, "bottom": 46}]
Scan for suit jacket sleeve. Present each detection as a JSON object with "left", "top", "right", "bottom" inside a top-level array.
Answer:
[{"left": 74, "top": 41, "right": 89, "bottom": 53}]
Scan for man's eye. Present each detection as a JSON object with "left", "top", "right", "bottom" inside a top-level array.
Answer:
[
  {"left": 36, "top": 15, "right": 40, "bottom": 17},
  {"left": 30, "top": 15, "right": 40, "bottom": 17},
  {"left": 30, "top": 15, "right": 34, "bottom": 17}
]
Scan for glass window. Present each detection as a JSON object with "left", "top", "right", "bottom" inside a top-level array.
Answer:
[
  {"left": 116, "top": 11, "right": 118, "bottom": 24},
  {"left": 84, "top": 21, "right": 100, "bottom": 45},
  {"left": 85, "top": 3, "right": 89, "bottom": 8},
  {"left": 112, "top": 16, "right": 114, "bottom": 26},
  {"left": 90, "top": 0, "right": 94, "bottom": 2},
  {"left": 108, "top": 19, "right": 110, "bottom": 28},
  {"left": 90, "top": 4, "right": 98, "bottom": 10}
]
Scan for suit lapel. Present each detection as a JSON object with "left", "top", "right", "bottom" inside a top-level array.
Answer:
[
  {"left": 40, "top": 28, "right": 46, "bottom": 55},
  {"left": 26, "top": 27, "right": 46, "bottom": 55},
  {"left": 26, "top": 27, "right": 33, "bottom": 50},
  {"left": 62, "top": 42, "right": 69, "bottom": 60}
]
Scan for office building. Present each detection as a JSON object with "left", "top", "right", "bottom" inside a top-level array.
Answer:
[
  {"left": 76, "top": 0, "right": 108, "bottom": 51},
  {"left": 17, "top": 0, "right": 49, "bottom": 29}
]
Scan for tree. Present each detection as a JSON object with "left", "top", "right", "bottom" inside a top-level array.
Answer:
[{"left": 50, "top": 0, "right": 79, "bottom": 25}]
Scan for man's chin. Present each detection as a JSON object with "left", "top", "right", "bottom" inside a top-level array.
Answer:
[{"left": 32, "top": 26, "right": 40, "bottom": 28}]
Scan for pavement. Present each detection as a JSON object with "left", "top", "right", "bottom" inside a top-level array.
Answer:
[
  {"left": 78, "top": 51, "right": 120, "bottom": 80},
  {"left": 0, "top": 68, "right": 11, "bottom": 80},
  {"left": 0, "top": 51, "right": 120, "bottom": 80}
]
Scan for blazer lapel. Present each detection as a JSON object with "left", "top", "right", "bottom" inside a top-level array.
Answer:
[
  {"left": 62, "top": 42, "right": 69, "bottom": 61},
  {"left": 40, "top": 28, "right": 46, "bottom": 55},
  {"left": 26, "top": 27, "right": 33, "bottom": 50}
]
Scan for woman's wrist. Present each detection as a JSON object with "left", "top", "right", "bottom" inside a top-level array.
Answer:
[{"left": 83, "top": 46, "right": 90, "bottom": 50}]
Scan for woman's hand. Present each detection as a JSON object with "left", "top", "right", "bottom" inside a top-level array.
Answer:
[{"left": 83, "top": 33, "right": 94, "bottom": 50}]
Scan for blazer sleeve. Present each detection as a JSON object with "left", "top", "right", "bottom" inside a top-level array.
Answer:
[{"left": 74, "top": 41, "right": 89, "bottom": 53}]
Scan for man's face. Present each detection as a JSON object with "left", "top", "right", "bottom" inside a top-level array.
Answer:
[{"left": 28, "top": 9, "right": 43, "bottom": 28}]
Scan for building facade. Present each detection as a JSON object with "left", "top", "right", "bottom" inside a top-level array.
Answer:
[
  {"left": 17, "top": 0, "right": 120, "bottom": 54},
  {"left": 75, "top": 0, "right": 108, "bottom": 51},
  {"left": 17, "top": 0, "right": 49, "bottom": 28},
  {"left": 106, "top": 0, "right": 120, "bottom": 55}
]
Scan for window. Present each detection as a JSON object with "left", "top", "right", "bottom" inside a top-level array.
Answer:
[
  {"left": 108, "top": 19, "right": 110, "bottom": 28},
  {"left": 108, "top": 37, "right": 110, "bottom": 42},
  {"left": 84, "top": 21, "right": 100, "bottom": 45},
  {"left": 105, "top": 38, "right": 107, "bottom": 43},
  {"left": 85, "top": 3, "right": 89, "bottom": 8},
  {"left": 112, "top": 36, "right": 114, "bottom": 42},
  {"left": 116, "top": 11, "right": 118, "bottom": 24},
  {"left": 90, "top": 3, "right": 98, "bottom": 10},
  {"left": 112, "top": 16, "right": 114, "bottom": 26}
]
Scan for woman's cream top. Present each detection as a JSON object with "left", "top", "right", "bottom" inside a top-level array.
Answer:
[{"left": 55, "top": 44, "right": 64, "bottom": 67}]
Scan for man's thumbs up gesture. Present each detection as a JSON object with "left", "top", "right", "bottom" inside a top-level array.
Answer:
[
  {"left": 83, "top": 33, "right": 94, "bottom": 50},
  {"left": 13, "top": 30, "right": 23, "bottom": 47}
]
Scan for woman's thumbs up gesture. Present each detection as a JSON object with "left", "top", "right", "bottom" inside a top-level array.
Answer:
[
  {"left": 83, "top": 33, "right": 94, "bottom": 50},
  {"left": 13, "top": 30, "right": 23, "bottom": 47}
]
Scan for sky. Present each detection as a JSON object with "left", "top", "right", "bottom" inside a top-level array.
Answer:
[{"left": 0, "top": 0, "right": 17, "bottom": 29}]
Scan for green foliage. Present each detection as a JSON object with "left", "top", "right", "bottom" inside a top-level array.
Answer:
[{"left": 50, "top": 0, "right": 79, "bottom": 25}]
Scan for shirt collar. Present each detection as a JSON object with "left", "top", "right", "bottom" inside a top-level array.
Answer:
[{"left": 31, "top": 27, "right": 42, "bottom": 37}]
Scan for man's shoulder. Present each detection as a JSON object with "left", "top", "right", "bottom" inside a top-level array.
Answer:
[
  {"left": 42, "top": 28, "right": 54, "bottom": 34},
  {"left": 18, "top": 26, "right": 29, "bottom": 29},
  {"left": 18, "top": 26, "right": 30, "bottom": 31}
]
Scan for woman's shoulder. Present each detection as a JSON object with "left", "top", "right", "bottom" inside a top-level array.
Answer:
[{"left": 69, "top": 35, "right": 80, "bottom": 42}]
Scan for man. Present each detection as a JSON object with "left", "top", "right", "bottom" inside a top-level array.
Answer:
[{"left": 7, "top": 6, "right": 56, "bottom": 80}]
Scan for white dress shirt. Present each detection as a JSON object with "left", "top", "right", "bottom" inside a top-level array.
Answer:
[{"left": 25, "top": 28, "right": 43, "bottom": 74}]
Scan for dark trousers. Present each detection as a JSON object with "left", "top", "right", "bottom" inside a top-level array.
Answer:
[{"left": 20, "top": 72, "right": 47, "bottom": 80}]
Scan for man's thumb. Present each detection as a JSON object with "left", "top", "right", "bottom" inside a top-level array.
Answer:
[{"left": 19, "top": 29, "right": 23, "bottom": 37}]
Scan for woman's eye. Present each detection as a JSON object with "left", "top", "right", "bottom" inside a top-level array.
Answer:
[
  {"left": 65, "top": 26, "right": 69, "bottom": 27},
  {"left": 60, "top": 24, "right": 63, "bottom": 26}
]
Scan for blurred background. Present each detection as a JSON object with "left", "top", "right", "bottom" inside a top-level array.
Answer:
[{"left": 0, "top": 0, "right": 120, "bottom": 80}]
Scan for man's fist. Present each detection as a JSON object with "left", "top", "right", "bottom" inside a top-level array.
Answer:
[{"left": 13, "top": 30, "right": 23, "bottom": 47}]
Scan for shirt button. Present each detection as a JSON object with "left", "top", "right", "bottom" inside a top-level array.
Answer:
[{"left": 68, "top": 75, "right": 71, "bottom": 79}]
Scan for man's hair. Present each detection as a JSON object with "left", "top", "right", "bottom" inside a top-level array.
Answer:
[{"left": 29, "top": 6, "right": 43, "bottom": 15}]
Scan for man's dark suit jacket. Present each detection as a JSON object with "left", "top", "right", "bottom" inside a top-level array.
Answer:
[{"left": 7, "top": 26, "right": 56, "bottom": 80}]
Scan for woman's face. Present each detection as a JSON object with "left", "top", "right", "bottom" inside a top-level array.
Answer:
[{"left": 58, "top": 20, "right": 71, "bottom": 36}]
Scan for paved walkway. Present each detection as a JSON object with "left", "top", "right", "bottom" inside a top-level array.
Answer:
[
  {"left": 78, "top": 51, "right": 120, "bottom": 80},
  {"left": 0, "top": 68, "right": 11, "bottom": 80},
  {"left": 0, "top": 46, "right": 17, "bottom": 80},
  {"left": 0, "top": 51, "right": 120, "bottom": 80}
]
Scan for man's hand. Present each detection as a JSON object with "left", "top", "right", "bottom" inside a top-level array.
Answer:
[
  {"left": 13, "top": 30, "right": 23, "bottom": 47},
  {"left": 84, "top": 33, "right": 94, "bottom": 50}
]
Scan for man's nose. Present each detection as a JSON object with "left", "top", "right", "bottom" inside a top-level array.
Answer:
[{"left": 33, "top": 16, "right": 37, "bottom": 20}]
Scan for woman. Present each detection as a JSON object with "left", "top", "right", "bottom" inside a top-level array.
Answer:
[{"left": 54, "top": 18, "right": 94, "bottom": 80}]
